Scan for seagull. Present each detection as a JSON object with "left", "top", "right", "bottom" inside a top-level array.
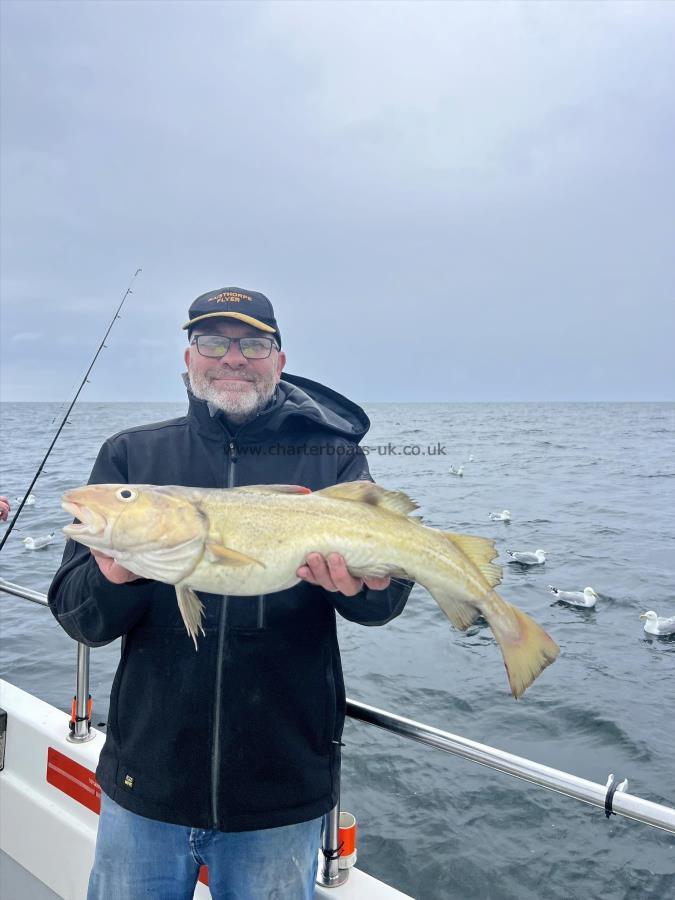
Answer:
[
  {"left": 449, "top": 465, "right": 464, "bottom": 477},
  {"left": 639, "top": 611, "right": 675, "bottom": 636},
  {"left": 22, "top": 533, "right": 55, "bottom": 550},
  {"left": 489, "top": 510, "right": 511, "bottom": 522},
  {"left": 468, "top": 454, "right": 475, "bottom": 462},
  {"left": 508, "top": 549, "right": 547, "bottom": 566},
  {"left": 16, "top": 494, "right": 36, "bottom": 506},
  {"left": 549, "top": 585, "right": 598, "bottom": 608}
]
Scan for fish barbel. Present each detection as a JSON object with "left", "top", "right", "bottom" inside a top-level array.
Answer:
[{"left": 62, "top": 481, "right": 559, "bottom": 697}]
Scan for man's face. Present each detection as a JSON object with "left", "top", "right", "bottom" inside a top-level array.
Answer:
[{"left": 184, "top": 319, "right": 286, "bottom": 424}]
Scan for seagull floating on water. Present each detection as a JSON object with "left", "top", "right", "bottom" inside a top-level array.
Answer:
[
  {"left": 16, "top": 494, "right": 36, "bottom": 506},
  {"left": 489, "top": 510, "right": 511, "bottom": 522},
  {"left": 508, "top": 549, "right": 547, "bottom": 566},
  {"left": 22, "top": 533, "right": 55, "bottom": 551},
  {"left": 449, "top": 465, "right": 464, "bottom": 477},
  {"left": 639, "top": 611, "right": 675, "bottom": 636},
  {"left": 468, "top": 454, "right": 475, "bottom": 462},
  {"left": 549, "top": 585, "right": 598, "bottom": 608}
]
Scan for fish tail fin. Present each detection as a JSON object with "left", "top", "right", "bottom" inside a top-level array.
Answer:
[
  {"left": 486, "top": 601, "right": 560, "bottom": 699},
  {"left": 176, "top": 584, "right": 205, "bottom": 651},
  {"left": 426, "top": 578, "right": 559, "bottom": 697}
]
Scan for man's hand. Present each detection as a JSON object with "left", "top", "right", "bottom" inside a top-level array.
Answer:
[
  {"left": 91, "top": 549, "right": 141, "bottom": 585},
  {"left": 0, "top": 496, "right": 10, "bottom": 523},
  {"left": 297, "top": 552, "right": 390, "bottom": 596}
]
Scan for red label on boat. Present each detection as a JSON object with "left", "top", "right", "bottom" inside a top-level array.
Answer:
[{"left": 46, "top": 747, "right": 101, "bottom": 814}]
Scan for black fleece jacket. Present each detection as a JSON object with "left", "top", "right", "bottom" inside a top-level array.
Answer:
[{"left": 48, "top": 373, "right": 412, "bottom": 832}]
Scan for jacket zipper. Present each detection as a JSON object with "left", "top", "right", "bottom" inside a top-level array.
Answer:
[{"left": 210, "top": 437, "right": 238, "bottom": 828}]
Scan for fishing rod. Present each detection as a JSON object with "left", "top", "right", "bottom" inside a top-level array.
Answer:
[{"left": 0, "top": 268, "right": 142, "bottom": 552}]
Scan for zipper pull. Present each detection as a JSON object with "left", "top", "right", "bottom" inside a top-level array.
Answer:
[{"left": 228, "top": 440, "right": 238, "bottom": 463}]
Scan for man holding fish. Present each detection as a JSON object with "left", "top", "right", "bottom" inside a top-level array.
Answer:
[{"left": 49, "top": 287, "right": 415, "bottom": 899}]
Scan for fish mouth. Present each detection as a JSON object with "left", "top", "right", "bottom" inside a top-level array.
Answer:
[{"left": 62, "top": 498, "right": 107, "bottom": 537}]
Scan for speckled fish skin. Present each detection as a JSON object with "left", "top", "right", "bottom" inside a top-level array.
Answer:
[{"left": 62, "top": 481, "right": 559, "bottom": 697}]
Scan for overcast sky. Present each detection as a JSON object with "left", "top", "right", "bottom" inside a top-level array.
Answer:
[{"left": 1, "top": 0, "right": 673, "bottom": 403}]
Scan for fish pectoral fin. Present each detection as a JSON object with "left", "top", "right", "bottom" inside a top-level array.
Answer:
[
  {"left": 232, "top": 484, "right": 312, "bottom": 495},
  {"left": 443, "top": 533, "right": 502, "bottom": 588},
  {"left": 206, "top": 543, "right": 266, "bottom": 568},
  {"left": 176, "top": 584, "right": 205, "bottom": 650},
  {"left": 316, "top": 481, "right": 419, "bottom": 517}
]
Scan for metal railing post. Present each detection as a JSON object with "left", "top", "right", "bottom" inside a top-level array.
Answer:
[
  {"left": 316, "top": 802, "right": 348, "bottom": 888},
  {"left": 0, "top": 579, "right": 96, "bottom": 743},
  {"left": 67, "top": 642, "right": 95, "bottom": 743}
]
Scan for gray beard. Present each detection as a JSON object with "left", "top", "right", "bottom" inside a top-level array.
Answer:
[{"left": 187, "top": 369, "right": 277, "bottom": 425}]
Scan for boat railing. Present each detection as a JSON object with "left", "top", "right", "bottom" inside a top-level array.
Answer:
[{"left": 2, "top": 576, "right": 674, "bottom": 888}]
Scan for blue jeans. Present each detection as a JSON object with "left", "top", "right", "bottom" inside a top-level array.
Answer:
[{"left": 88, "top": 792, "right": 323, "bottom": 899}]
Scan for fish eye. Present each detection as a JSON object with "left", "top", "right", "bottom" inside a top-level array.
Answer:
[{"left": 116, "top": 488, "right": 137, "bottom": 503}]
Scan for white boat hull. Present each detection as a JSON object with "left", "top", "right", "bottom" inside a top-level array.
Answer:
[{"left": 0, "top": 679, "right": 410, "bottom": 899}]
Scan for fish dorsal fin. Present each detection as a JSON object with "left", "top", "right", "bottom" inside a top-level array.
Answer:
[
  {"left": 443, "top": 532, "right": 502, "bottom": 588},
  {"left": 206, "top": 543, "right": 266, "bottom": 568},
  {"left": 231, "top": 484, "right": 312, "bottom": 495},
  {"left": 316, "top": 481, "right": 419, "bottom": 517}
]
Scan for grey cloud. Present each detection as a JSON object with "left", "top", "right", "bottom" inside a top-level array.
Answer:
[{"left": 1, "top": 0, "right": 673, "bottom": 401}]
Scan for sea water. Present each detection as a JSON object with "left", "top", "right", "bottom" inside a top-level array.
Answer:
[{"left": 1, "top": 401, "right": 674, "bottom": 900}]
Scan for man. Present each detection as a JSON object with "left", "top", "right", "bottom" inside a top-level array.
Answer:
[{"left": 49, "top": 287, "right": 412, "bottom": 900}]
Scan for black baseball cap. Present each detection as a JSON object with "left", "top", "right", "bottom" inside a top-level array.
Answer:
[{"left": 182, "top": 287, "right": 281, "bottom": 346}]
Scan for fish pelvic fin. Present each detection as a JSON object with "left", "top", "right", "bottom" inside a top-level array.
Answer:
[
  {"left": 442, "top": 533, "right": 502, "bottom": 589},
  {"left": 488, "top": 602, "right": 560, "bottom": 699},
  {"left": 316, "top": 481, "right": 419, "bottom": 517},
  {"left": 206, "top": 543, "right": 266, "bottom": 567},
  {"left": 176, "top": 584, "right": 205, "bottom": 650}
]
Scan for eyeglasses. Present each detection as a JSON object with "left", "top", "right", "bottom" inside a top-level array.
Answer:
[{"left": 190, "top": 334, "right": 278, "bottom": 359}]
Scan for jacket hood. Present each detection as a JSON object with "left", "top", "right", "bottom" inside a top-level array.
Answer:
[{"left": 184, "top": 371, "right": 370, "bottom": 443}]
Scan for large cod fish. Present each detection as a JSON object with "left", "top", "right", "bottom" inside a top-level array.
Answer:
[{"left": 62, "top": 481, "right": 559, "bottom": 697}]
